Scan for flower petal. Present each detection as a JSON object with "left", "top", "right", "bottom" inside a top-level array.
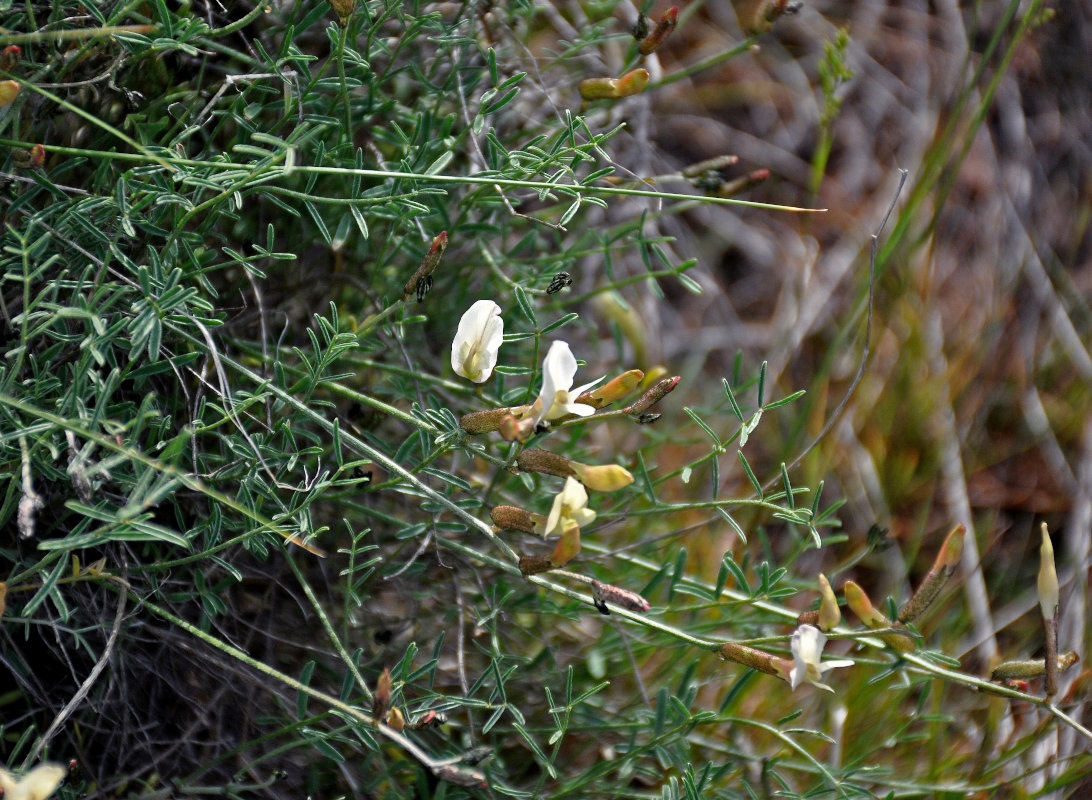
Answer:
[
  {"left": 534, "top": 342, "right": 578, "bottom": 424},
  {"left": 451, "top": 300, "right": 503, "bottom": 383}
]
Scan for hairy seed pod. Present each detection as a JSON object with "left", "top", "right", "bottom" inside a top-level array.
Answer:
[{"left": 591, "top": 579, "right": 651, "bottom": 613}]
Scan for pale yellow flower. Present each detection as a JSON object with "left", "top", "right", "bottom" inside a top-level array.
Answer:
[
  {"left": 0, "top": 762, "right": 68, "bottom": 800},
  {"left": 543, "top": 476, "right": 596, "bottom": 538},
  {"left": 789, "top": 624, "right": 853, "bottom": 692}
]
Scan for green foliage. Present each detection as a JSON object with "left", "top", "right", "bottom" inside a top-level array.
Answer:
[
  {"left": 0, "top": 0, "right": 1087, "bottom": 798},
  {"left": 808, "top": 27, "right": 854, "bottom": 197}
]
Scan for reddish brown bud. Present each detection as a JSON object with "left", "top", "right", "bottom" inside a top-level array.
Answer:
[
  {"left": 796, "top": 609, "right": 819, "bottom": 626},
  {"left": 591, "top": 579, "right": 651, "bottom": 613},
  {"left": 746, "top": 0, "right": 803, "bottom": 36},
  {"left": 713, "top": 169, "right": 770, "bottom": 198},
  {"left": 402, "top": 231, "right": 448, "bottom": 301},
  {"left": 898, "top": 524, "right": 964, "bottom": 623},
  {"left": 406, "top": 709, "right": 446, "bottom": 729},
  {"left": 0, "top": 45, "right": 20, "bottom": 72},
  {"left": 30, "top": 143, "right": 45, "bottom": 167},
  {"left": 328, "top": 0, "right": 354, "bottom": 25},
  {"left": 637, "top": 6, "right": 678, "bottom": 55},
  {"left": 373, "top": 668, "right": 392, "bottom": 721},
  {"left": 433, "top": 764, "right": 487, "bottom": 788},
  {"left": 681, "top": 155, "right": 739, "bottom": 178},
  {"left": 624, "top": 375, "right": 680, "bottom": 416}
]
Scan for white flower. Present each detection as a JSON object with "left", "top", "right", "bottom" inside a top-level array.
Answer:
[
  {"left": 789, "top": 624, "right": 853, "bottom": 692},
  {"left": 451, "top": 300, "right": 504, "bottom": 383},
  {"left": 0, "top": 762, "right": 68, "bottom": 800},
  {"left": 542, "top": 476, "right": 597, "bottom": 538},
  {"left": 533, "top": 341, "right": 600, "bottom": 425}
]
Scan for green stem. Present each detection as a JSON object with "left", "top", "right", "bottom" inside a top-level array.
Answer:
[
  {"left": 0, "top": 392, "right": 317, "bottom": 554},
  {"left": 0, "top": 140, "right": 821, "bottom": 213},
  {"left": 651, "top": 36, "right": 760, "bottom": 89},
  {"left": 283, "top": 548, "right": 373, "bottom": 703},
  {"left": 336, "top": 23, "right": 352, "bottom": 144},
  {"left": 207, "top": 1, "right": 270, "bottom": 37}
]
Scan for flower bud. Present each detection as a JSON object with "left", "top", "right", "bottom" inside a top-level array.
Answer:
[
  {"left": 637, "top": 6, "right": 678, "bottom": 56},
  {"left": 796, "top": 609, "right": 819, "bottom": 626},
  {"left": 577, "top": 369, "right": 644, "bottom": 409},
  {"left": 30, "top": 143, "right": 45, "bottom": 167},
  {"left": 614, "top": 68, "right": 650, "bottom": 96},
  {"left": 402, "top": 231, "right": 448, "bottom": 301},
  {"left": 681, "top": 154, "right": 739, "bottom": 179},
  {"left": 328, "top": 0, "right": 354, "bottom": 26},
  {"left": 499, "top": 412, "right": 535, "bottom": 442},
  {"left": 1038, "top": 522, "right": 1058, "bottom": 621},
  {"left": 569, "top": 462, "right": 634, "bottom": 492},
  {"left": 591, "top": 579, "right": 650, "bottom": 613},
  {"left": 407, "top": 709, "right": 446, "bottom": 729},
  {"left": 714, "top": 169, "right": 770, "bottom": 198},
  {"left": 843, "top": 580, "right": 885, "bottom": 627},
  {"left": 373, "top": 667, "right": 392, "bottom": 721},
  {"left": 817, "top": 573, "right": 840, "bottom": 631},
  {"left": 386, "top": 707, "right": 405, "bottom": 731},
  {"left": 0, "top": 580, "right": 6, "bottom": 618},
  {"left": 578, "top": 68, "right": 649, "bottom": 101},
  {"left": 0, "top": 80, "right": 20, "bottom": 107},
  {"left": 432, "top": 764, "right": 487, "bottom": 789},
  {"left": 843, "top": 580, "right": 913, "bottom": 653},
  {"left": 1039, "top": 522, "right": 1060, "bottom": 695},
  {"left": 0, "top": 45, "right": 20, "bottom": 72},
  {"left": 624, "top": 375, "right": 680, "bottom": 416},
  {"left": 746, "top": 0, "right": 803, "bottom": 36}
]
